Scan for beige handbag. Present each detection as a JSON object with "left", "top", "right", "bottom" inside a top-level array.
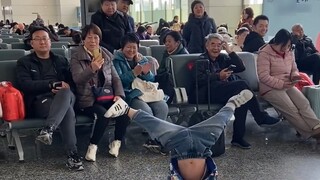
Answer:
[{"left": 132, "top": 78, "right": 165, "bottom": 102}]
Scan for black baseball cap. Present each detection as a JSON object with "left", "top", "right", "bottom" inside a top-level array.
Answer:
[{"left": 122, "top": 0, "right": 133, "bottom": 5}]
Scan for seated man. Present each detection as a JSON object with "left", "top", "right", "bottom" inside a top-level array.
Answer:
[
  {"left": 105, "top": 90, "right": 254, "bottom": 180},
  {"left": 291, "top": 23, "right": 320, "bottom": 85},
  {"left": 190, "top": 33, "right": 280, "bottom": 149},
  {"left": 16, "top": 26, "right": 83, "bottom": 171},
  {"left": 243, "top": 15, "right": 269, "bottom": 53}
]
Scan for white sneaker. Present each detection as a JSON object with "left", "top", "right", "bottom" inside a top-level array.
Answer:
[
  {"left": 109, "top": 140, "right": 121, "bottom": 158},
  {"left": 228, "top": 89, "right": 253, "bottom": 108},
  {"left": 104, "top": 98, "right": 129, "bottom": 118},
  {"left": 85, "top": 144, "right": 97, "bottom": 162}
]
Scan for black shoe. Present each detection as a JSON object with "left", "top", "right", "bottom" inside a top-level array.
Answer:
[
  {"left": 143, "top": 139, "right": 167, "bottom": 155},
  {"left": 36, "top": 126, "right": 54, "bottom": 145},
  {"left": 66, "top": 152, "right": 84, "bottom": 171},
  {"left": 258, "top": 114, "right": 281, "bottom": 127},
  {"left": 231, "top": 139, "right": 251, "bottom": 149}
]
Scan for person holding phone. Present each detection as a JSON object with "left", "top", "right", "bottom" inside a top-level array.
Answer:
[
  {"left": 113, "top": 33, "right": 169, "bottom": 153},
  {"left": 70, "top": 24, "right": 130, "bottom": 161},
  {"left": 16, "top": 26, "right": 83, "bottom": 170},
  {"left": 191, "top": 33, "right": 280, "bottom": 149},
  {"left": 257, "top": 29, "right": 320, "bottom": 140}
]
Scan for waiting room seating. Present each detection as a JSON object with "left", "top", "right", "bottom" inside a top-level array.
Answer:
[
  {"left": 12, "top": 35, "right": 25, "bottom": 39},
  {"left": 11, "top": 42, "right": 28, "bottom": 50},
  {"left": 58, "top": 37, "right": 74, "bottom": 43},
  {"left": 0, "top": 60, "right": 93, "bottom": 162},
  {"left": 138, "top": 46, "right": 151, "bottom": 56},
  {"left": 140, "top": 40, "right": 159, "bottom": 47},
  {"left": 0, "top": 49, "right": 27, "bottom": 61},
  {"left": 50, "top": 48, "right": 68, "bottom": 58},
  {"left": 0, "top": 43, "right": 9, "bottom": 49},
  {"left": 2, "top": 38, "right": 20, "bottom": 44},
  {"left": 150, "top": 45, "right": 166, "bottom": 63},
  {"left": 51, "top": 41, "right": 70, "bottom": 48}
]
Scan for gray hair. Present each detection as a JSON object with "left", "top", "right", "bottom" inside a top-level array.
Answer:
[
  {"left": 205, "top": 33, "right": 224, "bottom": 43},
  {"left": 291, "top": 23, "right": 303, "bottom": 31}
]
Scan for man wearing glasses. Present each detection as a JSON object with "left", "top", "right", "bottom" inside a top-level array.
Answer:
[{"left": 16, "top": 26, "right": 83, "bottom": 171}]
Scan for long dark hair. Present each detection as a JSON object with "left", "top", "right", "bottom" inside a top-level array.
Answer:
[{"left": 269, "top": 29, "right": 292, "bottom": 49}]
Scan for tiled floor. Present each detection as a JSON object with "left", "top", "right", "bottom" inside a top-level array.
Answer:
[{"left": 1, "top": 108, "right": 320, "bottom": 180}]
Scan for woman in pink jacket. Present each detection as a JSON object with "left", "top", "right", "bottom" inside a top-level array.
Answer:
[{"left": 257, "top": 29, "right": 320, "bottom": 140}]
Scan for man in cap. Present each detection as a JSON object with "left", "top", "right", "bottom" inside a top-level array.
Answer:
[{"left": 117, "top": 0, "right": 135, "bottom": 33}]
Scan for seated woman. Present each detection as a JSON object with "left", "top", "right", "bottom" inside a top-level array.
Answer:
[
  {"left": 113, "top": 33, "right": 169, "bottom": 150},
  {"left": 157, "top": 30, "right": 189, "bottom": 74},
  {"left": 257, "top": 28, "right": 320, "bottom": 140},
  {"left": 70, "top": 24, "right": 130, "bottom": 161}
]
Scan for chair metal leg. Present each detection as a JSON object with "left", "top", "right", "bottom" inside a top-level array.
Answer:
[{"left": 12, "top": 129, "right": 24, "bottom": 162}]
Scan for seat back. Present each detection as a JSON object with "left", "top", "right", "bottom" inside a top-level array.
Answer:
[
  {"left": 51, "top": 41, "right": 70, "bottom": 48},
  {"left": 11, "top": 35, "right": 25, "bottom": 39},
  {"left": 58, "top": 37, "right": 74, "bottom": 43},
  {"left": 150, "top": 45, "right": 166, "bottom": 63},
  {"left": 0, "top": 43, "right": 9, "bottom": 49},
  {"left": 138, "top": 46, "right": 151, "bottom": 56},
  {"left": 235, "top": 52, "right": 259, "bottom": 91},
  {"left": 0, "top": 60, "right": 17, "bottom": 85},
  {"left": 51, "top": 48, "right": 68, "bottom": 58},
  {"left": 0, "top": 49, "right": 26, "bottom": 61},
  {"left": 2, "top": 38, "right": 20, "bottom": 44},
  {"left": 169, "top": 54, "right": 201, "bottom": 89},
  {"left": 11, "top": 42, "right": 28, "bottom": 50},
  {"left": 140, "top": 40, "right": 159, "bottom": 47}
]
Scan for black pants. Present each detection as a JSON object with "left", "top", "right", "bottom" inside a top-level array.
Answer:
[
  {"left": 83, "top": 102, "right": 130, "bottom": 145},
  {"left": 297, "top": 53, "right": 320, "bottom": 85},
  {"left": 32, "top": 89, "right": 77, "bottom": 154},
  {"left": 209, "top": 80, "right": 266, "bottom": 141}
]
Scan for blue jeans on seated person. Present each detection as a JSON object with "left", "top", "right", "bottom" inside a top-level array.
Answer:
[{"left": 130, "top": 98, "right": 168, "bottom": 120}]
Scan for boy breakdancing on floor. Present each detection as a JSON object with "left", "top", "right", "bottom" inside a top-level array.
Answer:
[{"left": 105, "top": 90, "right": 253, "bottom": 180}]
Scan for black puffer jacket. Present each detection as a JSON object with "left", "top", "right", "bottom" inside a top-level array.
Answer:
[
  {"left": 91, "top": 10, "right": 129, "bottom": 53},
  {"left": 243, "top": 31, "right": 265, "bottom": 53},
  {"left": 183, "top": 12, "right": 217, "bottom": 53},
  {"left": 292, "top": 35, "right": 318, "bottom": 62},
  {"left": 16, "top": 52, "right": 73, "bottom": 115}
]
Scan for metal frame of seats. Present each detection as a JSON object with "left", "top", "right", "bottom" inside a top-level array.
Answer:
[{"left": 0, "top": 60, "right": 93, "bottom": 162}]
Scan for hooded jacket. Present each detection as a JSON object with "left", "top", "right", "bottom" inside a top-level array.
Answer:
[
  {"left": 183, "top": 12, "right": 217, "bottom": 53},
  {"left": 243, "top": 31, "right": 265, "bottom": 53},
  {"left": 257, "top": 44, "right": 299, "bottom": 96},
  {"left": 113, "top": 50, "right": 154, "bottom": 103},
  {"left": 70, "top": 46, "right": 125, "bottom": 108},
  {"left": 292, "top": 34, "right": 318, "bottom": 62}
]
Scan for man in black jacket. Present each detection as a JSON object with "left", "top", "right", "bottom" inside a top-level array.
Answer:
[
  {"left": 191, "top": 33, "right": 280, "bottom": 149},
  {"left": 292, "top": 24, "right": 320, "bottom": 84},
  {"left": 16, "top": 26, "right": 83, "bottom": 171},
  {"left": 91, "top": 0, "right": 130, "bottom": 53},
  {"left": 243, "top": 15, "right": 269, "bottom": 53}
]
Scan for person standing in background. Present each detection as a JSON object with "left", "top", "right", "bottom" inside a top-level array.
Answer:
[
  {"left": 183, "top": 0, "right": 217, "bottom": 53},
  {"left": 117, "top": 0, "right": 135, "bottom": 33},
  {"left": 91, "top": 0, "right": 130, "bottom": 53},
  {"left": 237, "top": 7, "right": 254, "bottom": 30}
]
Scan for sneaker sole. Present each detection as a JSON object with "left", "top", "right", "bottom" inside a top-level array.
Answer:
[
  {"left": 231, "top": 142, "right": 251, "bottom": 149},
  {"left": 66, "top": 164, "right": 84, "bottom": 171}
]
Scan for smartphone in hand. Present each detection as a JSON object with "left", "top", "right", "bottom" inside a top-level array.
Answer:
[
  {"left": 227, "top": 64, "right": 236, "bottom": 71},
  {"left": 92, "top": 48, "right": 102, "bottom": 59},
  {"left": 52, "top": 81, "right": 62, "bottom": 89}
]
